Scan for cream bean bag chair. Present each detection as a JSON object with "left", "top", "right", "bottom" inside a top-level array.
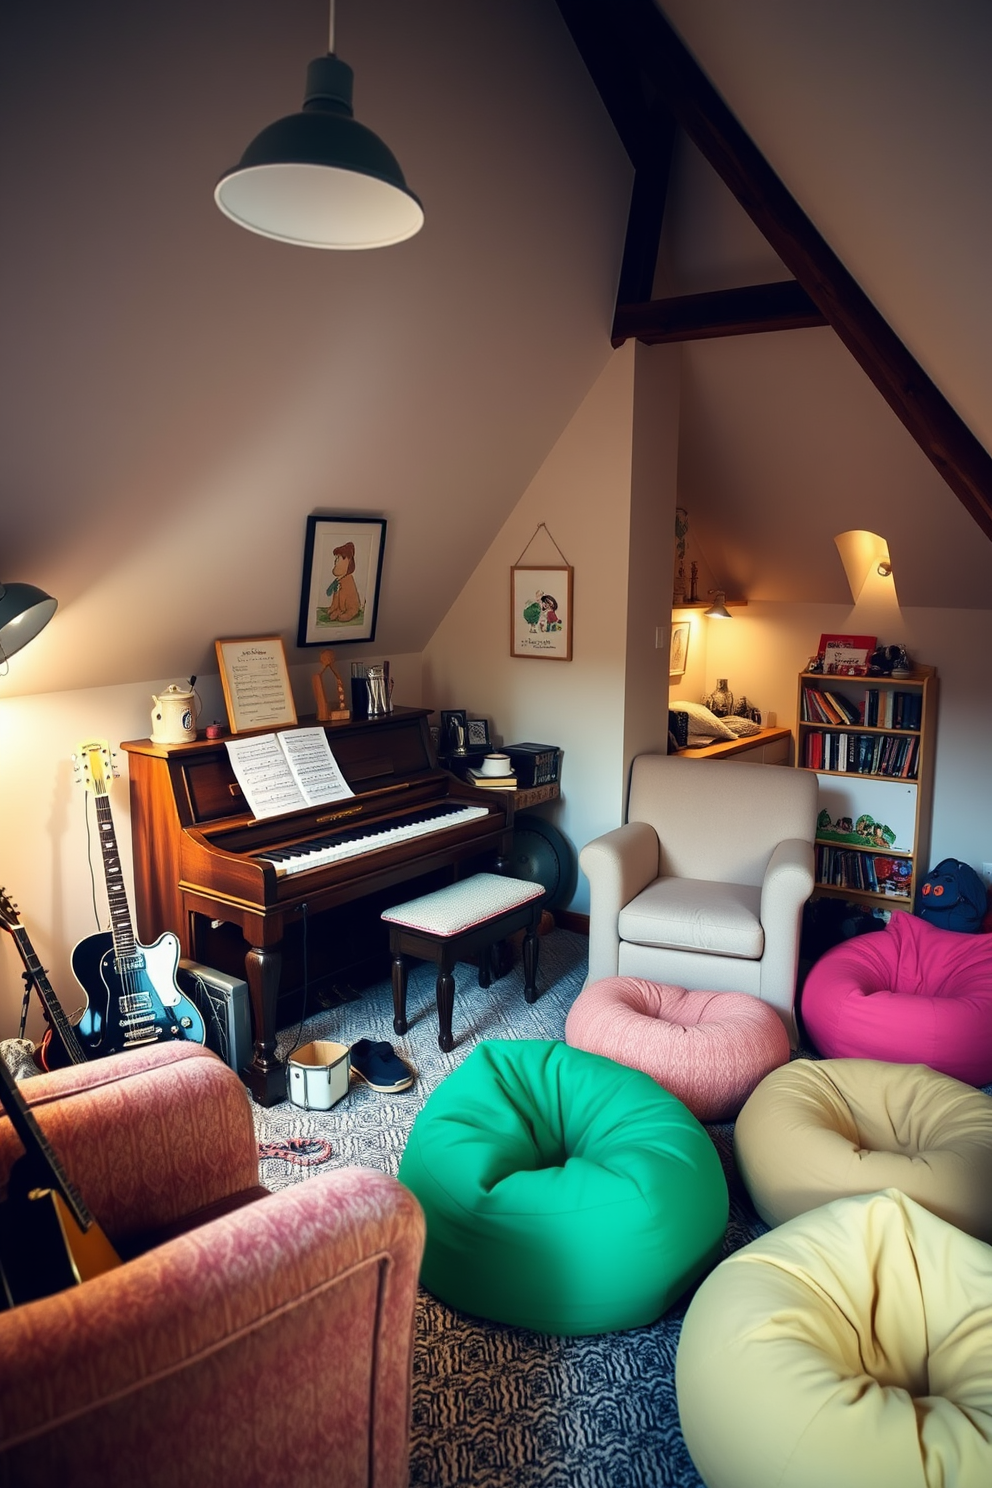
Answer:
[
  {"left": 734, "top": 1057, "right": 992, "bottom": 1240},
  {"left": 676, "top": 1189, "right": 992, "bottom": 1488}
]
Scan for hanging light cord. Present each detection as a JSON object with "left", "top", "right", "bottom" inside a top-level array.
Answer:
[{"left": 328, "top": 0, "right": 335, "bottom": 54}]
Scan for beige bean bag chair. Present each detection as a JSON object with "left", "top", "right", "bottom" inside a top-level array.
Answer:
[
  {"left": 734, "top": 1057, "right": 992, "bottom": 1240},
  {"left": 676, "top": 1189, "right": 992, "bottom": 1488}
]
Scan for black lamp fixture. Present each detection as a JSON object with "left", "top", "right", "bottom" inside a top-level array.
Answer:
[
  {"left": 215, "top": 0, "right": 423, "bottom": 250},
  {"left": 0, "top": 582, "right": 58, "bottom": 664},
  {"left": 704, "top": 589, "right": 732, "bottom": 620}
]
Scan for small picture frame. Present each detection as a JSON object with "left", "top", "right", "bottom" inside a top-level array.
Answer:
[
  {"left": 510, "top": 565, "right": 573, "bottom": 661},
  {"left": 817, "top": 632, "right": 876, "bottom": 676},
  {"left": 670, "top": 621, "right": 690, "bottom": 678},
  {"left": 297, "top": 515, "right": 386, "bottom": 647},
  {"left": 466, "top": 718, "right": 491, "bottom": 749},
  {"left": 215, "top": 636, "right": 298, "bottom": 735},
  {"left": 439, "top": 709, "right": 467, "bottom": 755}
]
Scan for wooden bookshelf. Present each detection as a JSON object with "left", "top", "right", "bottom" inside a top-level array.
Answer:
[{"left": 795, "top": 666, "right": 937, "bottom": 912}]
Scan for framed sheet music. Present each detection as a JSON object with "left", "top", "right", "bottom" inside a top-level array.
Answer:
[{"left": 215, "top": 635, "right": 298, "bottom": 735}]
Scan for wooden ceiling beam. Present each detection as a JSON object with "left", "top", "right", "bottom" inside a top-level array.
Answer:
[
  {"left": 613, "top": 279, "right": 827, "bottom": 346},
  {"left": 556, "top": 0, "right": 992, "bottom": 543}
]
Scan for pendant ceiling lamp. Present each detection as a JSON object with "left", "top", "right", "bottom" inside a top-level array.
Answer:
[
  {"left": 0, "top": 582, "right": 58, "bottom": 664},
  {"left": 215, "top": 0, "right": 423, "bottom": 250}
]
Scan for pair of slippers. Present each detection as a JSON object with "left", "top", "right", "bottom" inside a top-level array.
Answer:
[{"left": 350, "top": 1038, "right": 414, "bottom": 1093}]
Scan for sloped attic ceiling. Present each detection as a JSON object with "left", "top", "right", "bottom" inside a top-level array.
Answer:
[
  {"left": 0, "top": 0, "right": 630, "bottom": 697},
  {"left": 657, "top": 0, "right": 992, "bottom": 610},
  {"left": 557, "top": 0, "right": 992, "bottom": 609}
]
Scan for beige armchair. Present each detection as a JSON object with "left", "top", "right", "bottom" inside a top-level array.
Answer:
[{"left": 580, "top": 754, "right": 817, "bottom": 1042}]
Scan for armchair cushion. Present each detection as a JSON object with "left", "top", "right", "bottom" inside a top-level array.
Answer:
[
  {"left": 618, "top": 878, "right": 763, "bottom": 959},
  {"left": 0, "top": 1044, "right": 426, "bottom": 1488}
]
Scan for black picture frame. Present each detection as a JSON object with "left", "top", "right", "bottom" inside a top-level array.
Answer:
[
  {"left": 297, "top": 515, "right": 386, "bottom": 647},
  {"left": 466, "top": 718, "right": 491, "bottom": 748},
  {"left": 439, "top": 709, "right": 467, "bottom": 755}
]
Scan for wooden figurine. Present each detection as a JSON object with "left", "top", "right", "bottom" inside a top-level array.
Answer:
[{"left": 312, "top": 650, "right": 350, "bottom": 722}]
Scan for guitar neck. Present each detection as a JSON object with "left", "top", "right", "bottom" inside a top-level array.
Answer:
[
  {"left": 0, "top": 1059, "right": 92, "bottom": 1231},
  {"left": 9, "top": 928, "right": 87, "bottom": 1067},
  {"left": 94, "top": 795, "right": 137, "bottom": 961}
]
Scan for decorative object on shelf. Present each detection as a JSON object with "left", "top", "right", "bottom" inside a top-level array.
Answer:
[
  {"left": 365, "top": 662, "right": 393, "bottom": 716},
  {"left": 704, "top": 590, "right": 732, "bottom": 620},
  {"left": 439, "top": 709, "right": 468, "bottom": 757},
  {"left": 0, "top": 580, "right": 57, "bottom": 667},
  {"left": 214, "top": 0, "right": 423, "bottom": 251},
  {"left": 466, "top": 719, "right": 491, "bottom": 749},
  {"left": 688, "top": 560, "right": 699, "bottom": 604},
  {"left": 215, "top": 635, "right": 298, "bottom": 734},
  {"left": 312, "top": 649, "right": 350, "bottom": 721},
  {"left": 735, "top": 696, "right": 762, "bottom": 725},
  {"left": 704, "top": 679, "right": 735, "bottom": 717},
  {"left": 817, "top": 633, "right": 876, "bottom": 676},
  {"left": 151, "top": 680, "right": 201, "bottom": 744},
  {"left": 673, "top": 507, "right": 689, "bottom": 604},
  {"left": 670, "top": 621, "right": 690, "bottom": 678},
  {"left": 890, "top": 645, "right": 913, "bottom": 678},
  {"left": 510, "top": 524, "right": 572, "bottom": 661},
  {"left": 297, "top": 515, "right": 386, "bottom": 647}
]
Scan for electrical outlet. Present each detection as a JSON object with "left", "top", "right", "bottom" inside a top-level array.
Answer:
[{"left": 982, "top": 863, "right": 992, "bottom": 888}]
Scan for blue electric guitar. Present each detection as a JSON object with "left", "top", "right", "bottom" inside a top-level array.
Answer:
[{"left": 70, "top": 739, "right": 205, "bottom": 1055}]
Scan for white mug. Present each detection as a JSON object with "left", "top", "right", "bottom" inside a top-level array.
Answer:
[{"left": 481, "top": 753, "right": 512, "bottom": 777}]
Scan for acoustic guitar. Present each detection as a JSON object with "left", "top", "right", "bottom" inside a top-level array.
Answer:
[
  {"left": 0, "top": 888, "right": 89, "bottom": 1071},
  {"left": 70, "top": 739, "right": 206, "bottom": 1056},
  {"left": 0, "top": 1054, "right": 119, "bottom": 1307}
]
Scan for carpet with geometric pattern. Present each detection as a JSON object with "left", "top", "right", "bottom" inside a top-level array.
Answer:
[{"left": 251, "top": 930, "right": 767, "bottom": 1488}]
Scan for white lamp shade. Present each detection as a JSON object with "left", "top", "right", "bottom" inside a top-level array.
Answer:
[{"left": 215, "top": 161, "right": 424, "bottom": 249}]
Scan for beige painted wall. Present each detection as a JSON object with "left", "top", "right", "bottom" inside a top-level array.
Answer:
[
  {"left": 423, "top": 341, "right": 682, "bottom": 913},
  {"left": 686, "top": 600, "right": 992, "bottom": 874},
  {"left": 0, "top": 652, "right": 423, "bottom": 1039}
]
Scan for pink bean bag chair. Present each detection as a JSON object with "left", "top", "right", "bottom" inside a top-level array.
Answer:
[
  {"left": 801, "top": 911, "right": 992, "bottom": 1086},
  {"left": 565, "top": 977, "right": 790, "bottom": 1122}
]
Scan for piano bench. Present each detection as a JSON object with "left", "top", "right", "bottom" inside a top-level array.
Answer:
[{"left": 382, "top": 873, "right": 546, "bottom": 1052}]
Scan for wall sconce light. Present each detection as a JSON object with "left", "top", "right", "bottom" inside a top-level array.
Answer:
[
  {"left": 834, "top": 530, "right": 894, "bottom": 602},
  {"left": 704, "top": 589, "right": 732, "bottom": 620},
  {"left": 0, "top": 581, "right": 58, "bottom": 665}
]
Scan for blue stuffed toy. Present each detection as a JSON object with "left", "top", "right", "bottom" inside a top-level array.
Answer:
[{"left": 915, "top": 858, "right": 987, "bottom": 933}]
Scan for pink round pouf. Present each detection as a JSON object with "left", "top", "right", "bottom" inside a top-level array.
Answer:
[
  {"left": 565, "top": 978, "right": 791, "bottom": 1122},
  {"left": 801, "top": 912, "right": 992, "bottom": 1086}
]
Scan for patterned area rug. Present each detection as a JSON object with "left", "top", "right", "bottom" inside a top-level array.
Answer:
[{"left": 252, "top": 931, "right": 766, "bottom": 1488}]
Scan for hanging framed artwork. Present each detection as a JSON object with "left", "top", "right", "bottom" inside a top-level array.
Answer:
[
  {"left": 669, "top": 621, "right": 690, "bottom": 678},
  {"left": 510, "top": 564, "right": 573, "bottom": 661},
  {"left": 297, "top": 515, "right": 386, "bottom": 647}
]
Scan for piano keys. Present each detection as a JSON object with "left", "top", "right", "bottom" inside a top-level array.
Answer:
[{"left": 121, "top": 708, "right": 513, "bottom": 1105}]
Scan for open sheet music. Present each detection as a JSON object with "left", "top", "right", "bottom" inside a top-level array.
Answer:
[{"left": 225, "top": 728, "right": 354, "bottom": 820}]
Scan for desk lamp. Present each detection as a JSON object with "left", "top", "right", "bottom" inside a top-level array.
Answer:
[{"left": 0, "top": 582, "right": 58, "bottom": 664}]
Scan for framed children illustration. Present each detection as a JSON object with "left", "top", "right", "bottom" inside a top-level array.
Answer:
[
  {"left": 297, "top": 516, "right": 386, "bottom": 647},
  {"left": 510, "top": 565, "right": 573, "bottom": 661}
]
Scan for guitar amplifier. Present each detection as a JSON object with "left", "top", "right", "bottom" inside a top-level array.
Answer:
[{"left": 176, "top": 959, "right": 253, "bottom": 1074}]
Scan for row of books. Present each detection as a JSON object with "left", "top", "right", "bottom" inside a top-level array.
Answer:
[
  {"left": 863, "top": 689, "right": 922, "bottom": 729},
  {"left": 803, "top": 730, "right": 919, "bottom": 778},
  {"left": 800, "top": 685, "right": 922, "bottom": 730},
  {"left": 815, "top": 846, "right": 913, "bottom": 897}
]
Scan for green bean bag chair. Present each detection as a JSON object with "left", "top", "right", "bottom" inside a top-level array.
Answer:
[{"left": 397, "top": 1039, "right": 728, "bottom": 1335}]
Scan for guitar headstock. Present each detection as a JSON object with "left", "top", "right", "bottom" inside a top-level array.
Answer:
[
  {"left": 0, "top": 888, "right": 22, "bottom": 934},
  {"left": 73, "top": 739, "right": 118, "bottom": 798}
]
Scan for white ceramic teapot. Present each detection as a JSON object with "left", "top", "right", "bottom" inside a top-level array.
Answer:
[{"left": 151, "top": 682, "right": 200, "bottom": 744}]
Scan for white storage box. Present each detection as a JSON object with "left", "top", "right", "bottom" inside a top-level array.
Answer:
[{"left": 287, "top": 1040, "right": 351, "bottom": 1111}]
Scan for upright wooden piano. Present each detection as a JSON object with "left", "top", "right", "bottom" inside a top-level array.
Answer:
[{"left": 121, "top": 708, "right": 513, "bottom": 1104}]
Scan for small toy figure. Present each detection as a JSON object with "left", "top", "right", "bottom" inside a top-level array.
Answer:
[{"left": 312, "top": 649, "right": 350, "bottom": 721}]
